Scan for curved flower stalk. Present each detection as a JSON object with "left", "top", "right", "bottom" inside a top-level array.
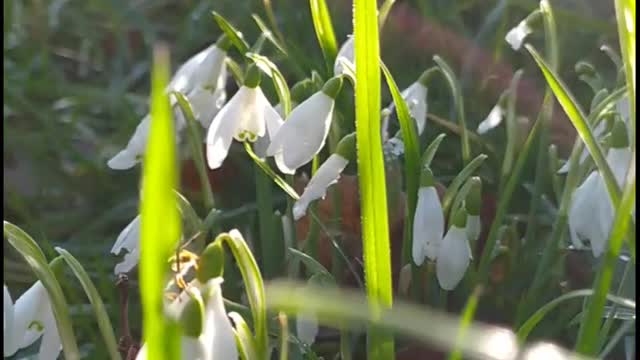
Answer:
[
  {"left": 382, "top": 70, "right": 430, "bottom": 140},
  {"left": 4, "top": 282, "right": 62, "bottom": 360},
  {"left": 266, "top": 77, "right": 343, "bottom": 174},
  {"left": 136, "top": 278, "right": 238, "bottom": 360},
  {"left": 110, "top": 215, "right": 141, "bottom": 274},
  {"left": 412, "top": 167, "right": 444, "bottom": 265},
  {"left": 292, "top": 133, "right": 355, "bottom": 220},
  {"left": 464, "top": 177, "right": 482, "bottom": 243},
  {"left": 108, "top": 35, "right": 231, "bottom": 170},
  {"left": 569, "top": 119, "right": 632, "bottom": 256},
  {"left": 436, "top": 207, "right": 473, "bottom": 290},
  {"left": 206, "top": 64, "right": 283, "bottom": 169},
  {"left": 505, "top": 10, "right": 541, "bottom": 51},
  {"left": 334, "top": 35, "right": 354, "bottom": 77},
  {"left": 477, "top": 92, "right": 507, "bottom": 135}
]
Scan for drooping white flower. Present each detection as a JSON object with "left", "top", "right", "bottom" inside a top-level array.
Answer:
[
  {"left": 334, "top": 36, "right": 354, "bottom": 77},
  {"left": 169, "top": 37, "right": 230, "bottom": 97},
  {"left": 296, "top": 313, "right": 319, "bottom": 346},
  {"left": 382, "top": 70, "right": 431, "bottom": 140},
  {"left": 206, "top": 64, "right": 283, "bottom": 169},
  {"left": 412, "top": 167, "right": 444, "bottom": 265},
  {"left": 569, "top": 119, "right": 632, "bottom": 257},
  {"left": 111, "top": 215, "right": 141, "bottom": 274},
  {"left": 266, "top": 77, "right": 343, "bottom": 174},
  {"left": 477, "top": 101, "right": 506, "bottom": 135},
  {"left": 4, "top": 282, "right": 62, "bottom": 360},
  {"left": 436, "top": 208, "right": 473, "bottom": 290},
  {"left": 505, "top": 20, "right": 532, "bottom": 51},
  {"left": 292, "top": 133, "right": 355, "bottom": 220}
]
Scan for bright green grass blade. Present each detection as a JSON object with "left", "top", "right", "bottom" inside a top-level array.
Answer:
[
  {"left": 218, "top": 230, "right": 268, "bottom": 357},
  {"left": 309, "top": 0, "right": 338, "bottom": 73},
  {"left": 614, "top": 0, "right": 636, "bottom": 141},
  {"left": 381, "top": 61, "right": 421, "bottom": 271},
  {"left": 3, "top": 222, "right": 81, "bottom": 360},
  {"left": 518, "top": 289, "right": 635, "bottom": 343},
  {"left": 353, "top": 0, "right": 394, "bottom": 360},
  {"left": 354, "top": 0, "right": 395, "bottom": 357},
  {"left": 139, "top": 44, "right": 182, "bottom": 360},
  {"left": 212, "top": 12, "right": 250, "bottom": 55},
  {"left": 172, "top": 91, "right": 215, "bottom": 210},
  {"left": 246, "top": 52, "right": 292, "bottom": 115},
  {"left": 576, "top": 153, "right": 636, "bottom": 355},
  {"left": 54, "top": 247, "right": 122, "bottom": 360},
  {"left": 433, "top": 55, "right": 471, "bottom": 164}
]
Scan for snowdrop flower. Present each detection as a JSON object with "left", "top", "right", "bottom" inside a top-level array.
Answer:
[
  {"left": 111, "top": 215, "right": 141, "bottom": 274},
  {"left": 206, "top": 64, "right": 283, "bottom": 169},
  {"left": 334, "top": 35, "right": 354, "bottom": 77},
  {"left": 569, "top": 119, "right": 632, "bottom": 256},
  {"left": 412, "top": 167, "right": 445, "bottom": 265},
  {"left": 436, "top": 207, "right": 473, "bottom": 290},
  {"left": 108, "top": 36, "right": 231, "bottom": 170},
  {"left": 296, "top": 313, "right": 319, "bottom": 346},
  {"left": 293, "top": 133, "right": 355, "bottom": 220},
  {"left": 267, "top": 77, "right": 343, "bottom": 174},
  {"left": 136, "top": 278, "right": 238, "bottom": 360},
  {"left": 464, "top": 177, "right": 482, "bottom": 243},
  {"left": 4, "top": 282, "right": 62, "bottom": 360},
  {"left": 477, "top": 93, "right": 507, "bottom": 134},
  {"left": 381, "top": 69, "right": 431, "bottom": 139},
  {"left": 505, "top": 20, "right": 533, "bottom": 50}
]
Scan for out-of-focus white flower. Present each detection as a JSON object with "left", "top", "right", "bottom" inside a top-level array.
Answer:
[
  {"left": 293, "top": 133, "right": 355, "bottom": 220},
  {"left": 206, "top": 65, "right": 282, "bottom": 169},
  {"left": 111, "top": 215, "right": 141, "bottom": 274},
  {"left": 569, "top": 119, "right": 632, "bottom": 257},
  {"left": 109, "top": 36, "right": 230, "bottom": 170},
  {"left": 334, "top": 36, "right": 354, "bottom": 77},
  {"left": 505, "top": 20, "right": 532, "bottom": 50},
  {"left": 266, "top": 77, "right": 343, "bottom": 174},
  {"left": 464, "top": 177, "right": 482, "bottom": 243},
  {"left": 296, "top": 313, "right": 319, "bottom": 346},
  {"left": 477, "top": 100, "right": 506, "bottom": 135},
  {"left": 436, "top": 208, "right": 472, "bottom": 290},
  {"left": 382, "top": 70, "right": 431, "bottom": 139},
  {"left": 412, "top": 168, "right": 444, "bottom": 265},
  {"left": 4, "top": 282, "right": 62, "bottom": 360}
]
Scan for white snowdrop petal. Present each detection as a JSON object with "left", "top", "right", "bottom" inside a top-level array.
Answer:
[
  {"left": 135, "top": 344, "right": 148, "bottom": 360},
  {"left": 107, "top": 149, "right": 138, "bottom": 170},
  {"left": 14, "top": 282, "right": 50, "bottom": 350},
  {"left": 187, "top": 87, "right": 227, "bottom": 129},
  {"left": 607, "top": 148, "right": 632, "bottom": 187},
  {"left": 477, "top": 105, "right": 504, "bottom": 134},
  {"left": 111, "top": 216, "right": 141, "bottom": 255},
  {"left": 293, "top": 154, "right": 348, "bottom": 220},
  {"left": 37, "top": 309, "right": 62, "bottom": 360},
  {"left": 296, "top": 313, "right": 319, "bottom": 345},
  {"left": 4, "top": 285, "right": 17, "bottom": 357},
  {"left": 236, "top": 88, "right": 269, "bottom": 140},
  {"left": 569, "top": 172, "right": 610, "bottom": 256},
  {"left": 466, "top": 215, "right": 481, "bottom": 242},
  {"left": 254, "top": 99, "right": 285, "bottom": 159},
  {"left": 401, "top": 82, "right": 428, "bottom": 135},
  {"left": 114, "top": 246, "right": 141, "bottom": 274},
  {"left": 206, "top": 87, "right": 252, "bottom": 169},
  {"left": 412, "top": 187, "right": 444, "bottom": 264},
  {"left": 436, "top": 226, "right": 471, "bottom": 290},
  {"left": 267, "top": 92, "right": 334, "bottom": 172},
  {"left": 201, "top": 278, "right": 238, "bottom": 360},
  {"left": 334, "top": 36, "right": 355, "bottom": 77},
  {"left": 505, "top": 21, "right": 532, "bottom": 50}
]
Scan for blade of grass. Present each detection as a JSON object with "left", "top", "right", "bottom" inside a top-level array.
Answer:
[
  {"left": 54, "top": 247, "right": 122, "bottom": 360},
  {"left": 139, "top": 44, "right": 182, "bottom": 360},
  {"left": 378, "top": 0, "right": 396, "bottom": 29},
  {"left": 441, "top": 154, "right": 488, "bottom": 214},
  {"left": 354, "top": 0, "right": 395, "bottom": 357},
  {"left": 309, "top": 0, "right": 338, "bottom": 74},
  {"left": 614, "top": 0, "right": 635, "bottom": 143},
  {"left": 3, "top": 222, "right": 80, "bottom": 360},
  {"left": 212, "top": 12, "right": 250, "bottom": 55},
  {"left": 252, "top": 13, "right": 287, "bottom": 55},
  {"left": 422, "top": 133, "right": 447, "bottom": 168},
  {"left": 448, "top": 286, "right": 483, "bottom": 360}
]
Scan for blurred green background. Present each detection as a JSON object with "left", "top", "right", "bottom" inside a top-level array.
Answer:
[{"left": 3, "top": 0, "right": 624, "bottom": 358}]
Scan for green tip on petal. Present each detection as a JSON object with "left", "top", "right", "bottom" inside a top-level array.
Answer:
[
  {"left": 335, "top": 132, "right": 356, "bottom": 161},
  {"left": 419, "top": 167, "right": 436, "bottom": 187},
  {"left": 465, "top": 177, "right": 482, "bottom": 216},
  {"left": 243, "top": 63, "right": 262, "bottom": 88},
  {"left": 610, "top": 118, "right": 629, "bottom": 148},
  {"left": 321, "top": 76, "right": 343, "bottom": 99},
  {"left": 180, "top": 290, "right": 205, "bottom": 338},
  {"left": 216, "top": 34, "right": 233, "bottom": 51},
  {"left": 291, "top": 79, "right": 316, "bottom": 104},
  {"left": 452, "top": 206, "right": 468, "bottom": 228},
  {"left": 196, "top": 240, "right": 225, "bottom": 283}
]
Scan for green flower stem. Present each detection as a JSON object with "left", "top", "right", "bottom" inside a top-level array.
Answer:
[{"left": 255, "top": 163, "right": 278, "bottom": 279}]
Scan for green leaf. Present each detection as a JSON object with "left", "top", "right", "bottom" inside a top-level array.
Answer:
[
  {"left": 500, "top": 69, "right": 523, "bottom": 189},
  {"left": 218, "top": 230, "right": 268, "bottom": 357},
  {"left": 441, "top": 154, "right": 487, "bottom": 214},
  {"left": 421, "top": 133, "right": 447, "bottom": 168},
  {"left": 244, "top": 143, "right": 300, "bottom": 200},
  {"left": 212, "top": 12, "right": 250, "bottom": 55},
  {"left": 226, "top": 58, "right": 245, "bottom": 86},
  {"left": 252, "top": 14, "right": 288, "bottom": 55},
  {"left": 54, "top": 247, "right": 122, "bottom": 360},
  {"left": 288, "top": 248, "right": 332, "bottom": 277},
  {"left": 518, "top": 289, "right": 636, "bottom": 343},
  {"left": 309, "top": 0, "right": 338, "bottom": 74},
  {"left": 448, "top": 287, "right": 483, "bottom": 360},
  {"left": 229, "top": 312, "right": 259, "bottom": 360},
  {"left": 354, "top": 0, "right": 395, "bottom": 357},
  {"left": 614, "top": 0, "right": 635, "bottom": 142},
  {"left": 139, "top": 44, "right": 182, "bottom": 360},
  {"left": 378, "top": 0, "right": 396, "bottom": 29},
  {"left": 246, "top": 52, "right": 292, "bottom": 116},
  {"left": 3, "top": 222, "right": 81, "bottom": 360},
  {"left": 433, "top": 56, "right": 471, "bottom": 164}
]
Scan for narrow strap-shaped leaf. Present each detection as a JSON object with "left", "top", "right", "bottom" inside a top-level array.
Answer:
[
  {"left": 442, "top": 154, "right": 487, "bottom": 214},
  {"left": 422, "top": 133, "right": 447, "bottom": 168},
  {"left": 229, "top": 312, "right": 260, "bottom": 360},
  {"left": 288, "top": 248, "right": 332, "bottom": 278},
  {"left": 55, "top": 247, "right": 122, "bottom": 360},
  {"left": 309, "top": 0, "right": 338, "bottom": 73},
  {"left": 252, "top": 14, "right": 288, "bottom": 55},
  {"left": 212, "top": 12, "right": 250, "bottom": 54}
]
